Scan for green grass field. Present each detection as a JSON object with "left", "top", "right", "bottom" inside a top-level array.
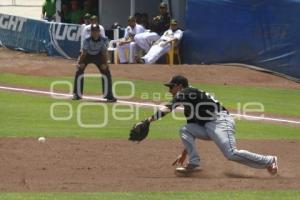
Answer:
[
  {"left": 0, "top": 91, "right": 299, "bottom": 139},
  {"left": 0, "top": 191, "right": 300, "bottom": 200},
  {"left": 0, "top": 73, "right": 299, "bottom": 199},
  {"left": 1, "top": 73, "right": 300, "bottom": 117}
]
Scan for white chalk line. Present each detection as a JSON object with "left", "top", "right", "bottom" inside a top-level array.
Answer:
[{"left": 0, "top": 85, "right": 300, "bottom": 125}]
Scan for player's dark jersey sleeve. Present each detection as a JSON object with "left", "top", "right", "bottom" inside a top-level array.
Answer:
[
  {"left": 166, "top": 91, "right": 186, "bottom": 110},
  {"left": 151, "top": 91, "right": 185, "bottom": 120},
  {"left": 150, "top": 13, "right": 171, "bottom": 35}
]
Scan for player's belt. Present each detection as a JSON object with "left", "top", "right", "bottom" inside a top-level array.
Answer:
[
  {"left": 217, "top": 107, "right": 229, "bottom": 115},
  {"left": 219, "top": 110, "right": 229, "bottom": 115}
]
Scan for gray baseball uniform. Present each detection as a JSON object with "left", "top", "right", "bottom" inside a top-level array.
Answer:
[{"left": 157, "top": 86, "right": 274, "bottom": 168}]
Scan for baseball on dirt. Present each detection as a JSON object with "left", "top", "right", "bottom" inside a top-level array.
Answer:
[{"left": 38, "top": 137, "right": 46, "bottom": 143}]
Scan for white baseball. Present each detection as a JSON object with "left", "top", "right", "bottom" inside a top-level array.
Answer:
[{"left": 38, "top": 137, "right": 46, "bottom": 143}]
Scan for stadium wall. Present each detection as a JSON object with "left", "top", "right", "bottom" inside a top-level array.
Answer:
[
  {"left": 183, "top": 0, "right": 300, "bottom": 80},
  {"left": 0, "top": 13, "right": 81, "bottom": 59}
]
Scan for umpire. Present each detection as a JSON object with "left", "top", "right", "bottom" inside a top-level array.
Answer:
[{"left": 73, "top": 24, "right": 116, "bottom": 102}]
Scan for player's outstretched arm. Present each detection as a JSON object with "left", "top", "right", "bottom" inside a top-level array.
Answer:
[{"left": 147, "top": 105, "right": 172, "bottom": 123}]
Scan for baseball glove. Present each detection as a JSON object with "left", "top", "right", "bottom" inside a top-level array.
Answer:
[{"left": 129, "top": 119, "right": 150, "bottom": 142}]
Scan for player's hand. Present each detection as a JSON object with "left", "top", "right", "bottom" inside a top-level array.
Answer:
[
  {"left": 172, "top": 153, "right": 187, "bottom": 166},
  {"left": 76, "top": 63, "right": 85, "bottom": 70}
]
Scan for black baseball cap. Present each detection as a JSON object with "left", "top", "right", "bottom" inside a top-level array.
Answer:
[
  {"left": 164, "top": 75, "right": 189, "bottom": 88},
  {"left": 91, "top": 24, "right": 100, "bottom": 31}
]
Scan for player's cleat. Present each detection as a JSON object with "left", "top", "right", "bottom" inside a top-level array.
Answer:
[
  {"left": 72, "top": 94, "right": 82, "bottom": 100},
  {"left": 267, "top": 156, "right": 278, "bottom": 175},
  {"left": 175, "top": 163, "right": 202, "bottom": 174},
  {"left": 105, "top": 96, "right": 117, "bottom": 102}
]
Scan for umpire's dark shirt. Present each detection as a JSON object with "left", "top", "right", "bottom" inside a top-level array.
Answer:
[
  {"left": 166, "top": 87, "right": 228, "bottom": 125},
  {"left": 82, "top": 36, "right": 106, "bottom": 56},
  {"left": 150, "top": 13, "right": 171, "bottom": 35}
]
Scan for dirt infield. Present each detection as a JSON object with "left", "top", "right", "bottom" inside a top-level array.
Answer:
[{"left": 0, "top": 138, "right": 299, "bottom": 192}]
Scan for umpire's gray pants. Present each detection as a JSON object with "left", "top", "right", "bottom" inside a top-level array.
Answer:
[{"left": 180, "top": 111, "right": 274, "bottom": 168}]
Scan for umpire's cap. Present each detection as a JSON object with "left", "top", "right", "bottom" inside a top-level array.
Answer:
[{"left": 164, "top": 75, "right": 189, "bottom": 88}]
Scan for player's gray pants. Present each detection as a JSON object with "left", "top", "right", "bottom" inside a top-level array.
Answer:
[{"left": 180, "top": 111, "right": 274, "bottom": 168}]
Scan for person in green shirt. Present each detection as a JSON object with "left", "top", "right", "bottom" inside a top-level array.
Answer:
[
  {"left": 66, "top": 0, "right": 84, "bottom": 24},
  {"left": 83, "top": 0, "right": 98, "bottom": 16},
  {"left": 42, "top": 0, "right": 56, "bottom": 21}
]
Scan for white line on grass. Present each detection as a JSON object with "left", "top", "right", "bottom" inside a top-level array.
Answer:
[{"left": 1, "top": 85, "right": 300, "bottom": 125}]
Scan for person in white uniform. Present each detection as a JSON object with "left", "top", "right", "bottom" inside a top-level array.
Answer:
[
  {"left": 117, "top": 16, "right": 146, "bottom": 64},
  {"left": 134, "top": 2, "right": 170, "bottom": 52},
  {"left": 81, "top": 15, "right": 106, "bottom": 50},
  {"left": 138, "top": 19, "right": 183, "bottom": 64},
  {"left": 80, "top": 13, "right": 91, "bottom": 48}
]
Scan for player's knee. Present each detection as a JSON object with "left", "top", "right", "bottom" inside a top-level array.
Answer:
[
  {"left": 179, "top": 126, "right": 195, "bottom": 144},
  {"left": 179, "top": 126, "right": 187, "bottom": 136},
  {"left": 224, "top": 150, "right": 238, "bottom": 161},
  {"left": 129, "top": 42, "right": 135, "bottom": 47},
  {"left": 179, "top": 126, "right": 190, "bottom": 139},
  {"left": 134, "top": 34, "right": 142, "bottom": 42},
  {"left": 76, "top": 67, "right": 84, "bottom": 73},
  {"left": 104, "top": 69, "right": 111, "bottom": 76},
  {"left": 100, "top": 64, "right": 109, "bottom": 72}
]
